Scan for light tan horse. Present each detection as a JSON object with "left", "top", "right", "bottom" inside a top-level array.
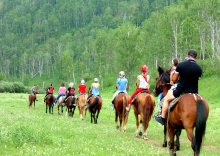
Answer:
[
  {"left": 76, "top": 94, "right": 87, "bottom": 120},
  {"left": 57, "top": 95, "right": 66, "bottom": 115}
]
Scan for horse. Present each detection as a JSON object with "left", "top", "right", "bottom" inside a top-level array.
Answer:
[
  {"left": 86, "top": 89, "right": 102, "bottom": 124},
  {"left": 131, "top": 91, "right": 155, "bottom": 140},
  {"left": 153, "top": 67, "right": 182, "bottom": 150},
  {"left": 76, "top": 94, "right": 87, "bottom": 120},
  {"left": 57, "top": 95, "right": 66, "bottom": 115},
  {"left": 112, "top": 92, "right": 130, "bottom": 132},
  {"left": 154, "top": 66, "right": 209, "bottom": 156},
  {"left": 45, "top": 94, "right": 55, "bottom": 114},
  {"left": 28, "top": 91, "right": 38, "bottom": 109},
  {"left": 64, "top": 96, "right": 76, "bottom": 117}
]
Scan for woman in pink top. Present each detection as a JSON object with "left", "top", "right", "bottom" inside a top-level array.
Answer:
[{"left": 54, "top": 82, "right": 66, "bottom": 104}]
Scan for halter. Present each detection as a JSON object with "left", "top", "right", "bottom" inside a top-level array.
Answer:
[{"left": 153, "top": 73, "right": 170, "bottom": 94}]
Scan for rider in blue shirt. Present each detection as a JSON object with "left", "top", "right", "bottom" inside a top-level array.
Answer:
[{"left": 111, "top": 71, "right": 128, "bottom": 109}]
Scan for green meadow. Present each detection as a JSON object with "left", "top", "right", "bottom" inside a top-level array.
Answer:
[{"left": 0, "top": 76, "right": 220, "bottom": 156}]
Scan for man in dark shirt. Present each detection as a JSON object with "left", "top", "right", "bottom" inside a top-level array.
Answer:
[{"left": 154, "top": 49, "right": 202, "bottom": 125}]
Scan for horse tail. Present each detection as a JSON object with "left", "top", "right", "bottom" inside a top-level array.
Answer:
[
  {"left": 89, "top": 96, "right": 99, "bottom": 110},
  {"left": 122, "top": 95, "right": 126, "bottom": 122},
  {"left": 194, "top": 99, "right": 207, "bottom": 154},
  {"left": 143, "top": 94, "right": 154, "bottom": 124}
]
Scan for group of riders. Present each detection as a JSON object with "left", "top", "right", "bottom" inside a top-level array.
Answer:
[{"left": 30, "top": 49, "right": 202, "bottom": 126}]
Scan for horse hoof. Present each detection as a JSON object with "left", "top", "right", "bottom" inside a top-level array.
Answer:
[
  {"left": 116, "top": 126, "right": 119, "bottom": 130},
  {"left": 139, "top": 131, "right": 142, "bottom": 136}
]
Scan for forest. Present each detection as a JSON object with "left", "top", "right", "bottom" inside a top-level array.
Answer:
[{"left": 0, "top": 0, "right": 220, "bottom": 91}]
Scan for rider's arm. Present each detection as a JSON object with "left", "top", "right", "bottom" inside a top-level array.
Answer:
[{"left": 172, "top": 71, "right": 179, "bottom": 83}]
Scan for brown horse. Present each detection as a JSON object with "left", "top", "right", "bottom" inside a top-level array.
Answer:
[
  {"left": 65, "top": 96, "right": 76, "bottom": 117},
  {"left": 76, "top": 94, "right": 87, "bottom": 120},
  {"left": 45, "top": 94, "right": 55, "bottom": 114},
  {"left": 153, "top": 67, "right": 181, "bottom": 150},
  {"left": 29, "top": 91, "right": 38, "bottom": 109},
  {"left": 154, "top": 66, "right": 209, "bottom": 156},
  {"left": 86, "top": 89, "right": 102, "bottom": 124},
  {"left": 112, "top": 92, "right": 130, "bottom": 132},
  {"left": 57, "top": 95, "right": 66, "bottom": 115},
  {"left": 132, "top": 92, "right": 155, "bottom": 140}
]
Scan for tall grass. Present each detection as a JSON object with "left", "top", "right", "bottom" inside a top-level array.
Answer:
[{"left": 0, "top": 76, "right": 220, "bottom": 156}]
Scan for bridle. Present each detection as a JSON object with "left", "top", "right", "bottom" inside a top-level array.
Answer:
[{"left": 153, "top": 73, "right": 170, "bottom": 94}]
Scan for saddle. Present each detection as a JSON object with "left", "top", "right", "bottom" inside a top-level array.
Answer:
[
  {"left": 131, "top": 90, "right": 149, "bottom": 103},
  {"left": 65, "top": 96, "right": 75, "bottom": 102}
]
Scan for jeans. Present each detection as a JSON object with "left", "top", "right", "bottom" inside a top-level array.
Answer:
[{"left": 55, "top": 93, "right": 66, "bottom": 103}]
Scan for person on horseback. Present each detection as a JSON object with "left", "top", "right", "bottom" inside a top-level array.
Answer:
[
  {"left": 30, "top": 85, "right": 38, "bottom": 101},
  {"left": 154, "top": 49, "right": 202, "bottom": 125},
  {"left": 85, "top": 78, "right": 100, "bottom": 109},
  {"left": 111, "top": 71, "right": 128, "bottom": 110},
  {"left": 156, "top": 58, "right": 179, "bottom": 117},
  {"left": 63, "top": 82, "right": 75, "bottom": 103},
  {"left": 126, "top": 65, "right": 150, "bottom": 112},
  {"left": 44, "top": 83, "right": 54, "bottom": 102},
  {"left": 54, "top": 82, "right": 66, "bottom": 105},
  {"left": 78, "top": 79, "right": 87, "bottom": 94}
]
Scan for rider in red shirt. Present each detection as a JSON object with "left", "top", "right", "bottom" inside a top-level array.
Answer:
[
  {"left": 78, "top": 79, "right": 87, "bottom": 94},
  {"left": 44, "top": 83, "right": 54, "bottom": 102}
]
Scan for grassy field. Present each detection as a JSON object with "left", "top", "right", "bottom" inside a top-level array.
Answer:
[{"left": 0, "top": 79, "right": 220, "bottom": 156}]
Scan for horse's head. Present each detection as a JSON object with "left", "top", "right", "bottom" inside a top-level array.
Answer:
[{"left": 153, "top": 66, "right": 171, "bottom": 97}]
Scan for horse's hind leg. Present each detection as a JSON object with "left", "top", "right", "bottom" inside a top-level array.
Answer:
[
  {"left": 115, "top": 111, "right": 119, "bottom": 130},
  {"left": 175, "top": 130, "right": 181, "bottom": 151},
  {"left": 168, "top": 125, "right": 176, "bottom": 156},
  {"left": 163, "top": 126, "right": 168, "bottom": 147}
]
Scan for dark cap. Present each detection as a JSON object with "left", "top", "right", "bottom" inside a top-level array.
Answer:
[{"left": 188, "top": 49, "right": 197, "bottom": 58}]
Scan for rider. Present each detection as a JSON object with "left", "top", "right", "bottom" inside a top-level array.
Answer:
[
  {"left": 30, "top": 85, "right": 38, "bottom": 101},
  {"left": 85, "top": 78, "right": 100, "bottom": 109},
  {"left": 156, "top": 58, "right": 179, "bottom": 117},
  {"left": 111, "top": 71, "right": 128, "bottom": 110},
  {"left": 63, "top": 82, "right": 75, "bottom": 102},
  {"left": 154, "top": 49, "right": 202, "bottom": 125},
  {"left": 78, "top": 79, "right": 87, "bottom": 95},
  {"left": 125, "top": 65, "right": 150, "bottom": 112},
  {"left": 54, "top": 82, "right": 66, "bottom": 105},
  {"left": 44, "top": 83, "right": 54, "bottom": 102}
]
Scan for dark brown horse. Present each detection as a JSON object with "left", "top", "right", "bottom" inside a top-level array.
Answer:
[
  {"left": 65, "top": 96, "right": 76, "bottom": 117},
  {"left": 57, "top": 95, "right": 66, "bottom": 115},
  {"left": 112, "top": 92, "right": 130, "bottom": 132},
  {"left": 153, "top": 67, "right": 181, "bottom": 150},
  {"left": 132, "top": 92, "right": 155, "bottom": 140},
  {"left": 29, "top": 91, "right": 38, "bottom": 109},
  {"left": 45, "top": 94, "right": 55, "bottom": 114},
  {"left": 154, "top": 66, "right": 209, "bottom": 156},
  {"left": 76, "top": 94, "right": 87, "bottom": 120},
  {"left": 86, "top": 89, "right": 102, "bottom": 124}
]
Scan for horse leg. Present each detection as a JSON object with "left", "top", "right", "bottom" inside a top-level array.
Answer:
[
  {"left": 163, "top": 125, "right": 168, "bottom": 147},
  {"left": 135, "top": 114, "right": 141, "bottom": 137},
  {"left": 119, "top": 113, "right": 123, "bottom": 131},
  {"left": 90, "top": 112, "right": 93, "bottom": 123},
  {"left": 175, "top": 129, "right": 181, "bottom": 151},
  {"left": 115, "top": 111, "right": 119, "bottom": 130},
  {"left": 168, "top": 125, "right": 176, "bottom": 156}
]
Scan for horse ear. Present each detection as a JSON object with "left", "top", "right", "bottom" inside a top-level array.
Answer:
[{"left": 158, "top": 66, "right": 164, "bottom": 75}]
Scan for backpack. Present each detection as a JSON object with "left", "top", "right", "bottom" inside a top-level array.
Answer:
[{"left": 69, "top": 88, "right": 74, "bottom": 95}]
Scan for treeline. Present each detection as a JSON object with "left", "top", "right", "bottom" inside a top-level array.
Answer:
[{"left": 0, "top": 0, "right": 220, "bottom": 88}]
